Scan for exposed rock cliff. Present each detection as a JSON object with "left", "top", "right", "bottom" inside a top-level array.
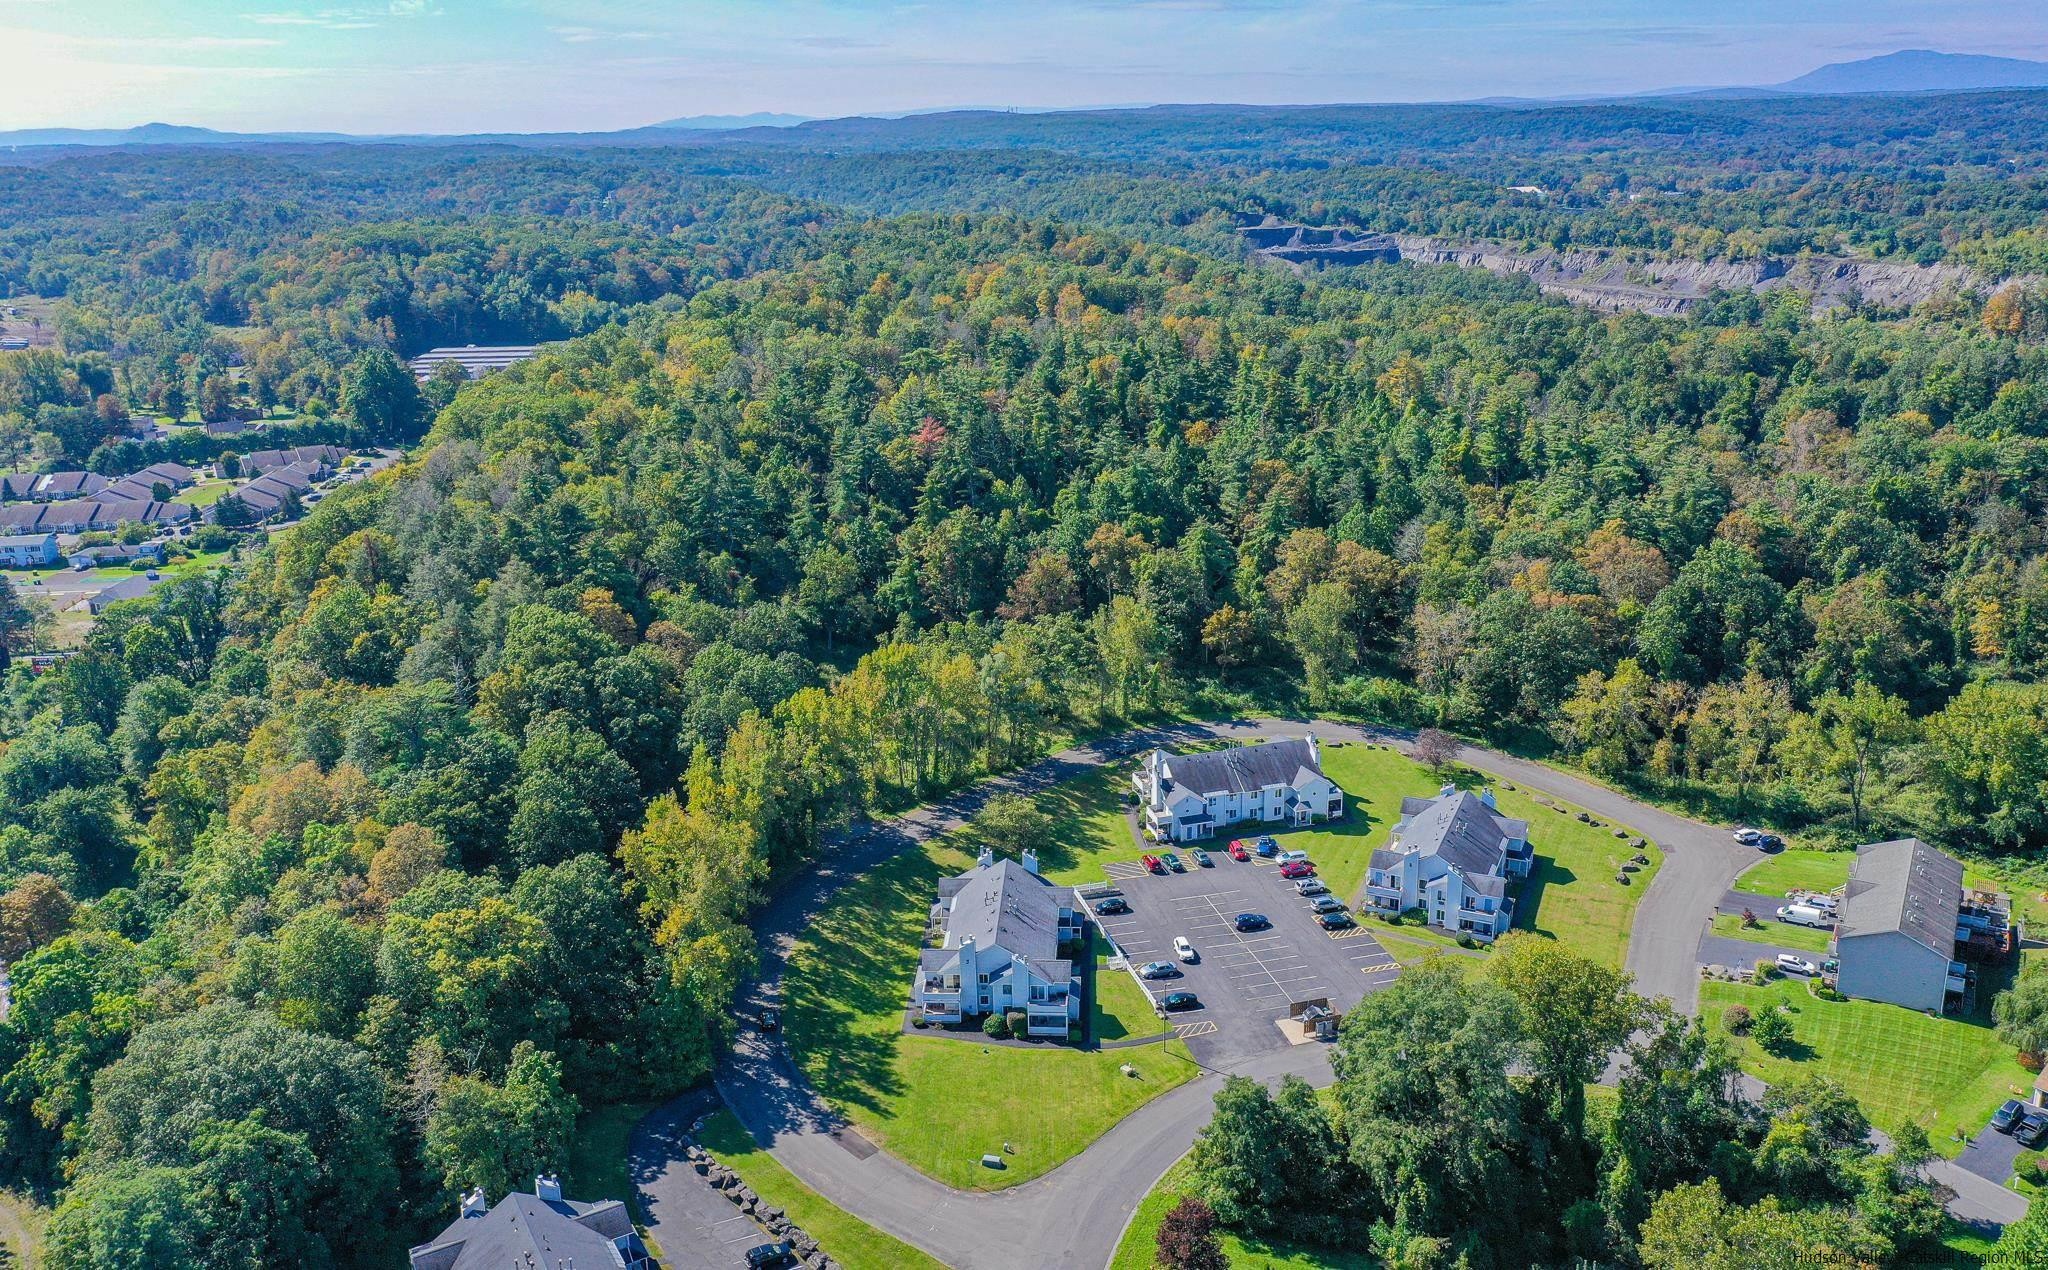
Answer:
[{"left": 1237, "top": 216, "right": 2012, "bottom": 315}]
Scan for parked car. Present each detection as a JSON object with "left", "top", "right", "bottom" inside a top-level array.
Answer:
[
  {"left": 1227, "top": 841, "right": 1250, "bottom": 862},
  {"left": 1310, "top": 896, "right": 1346, "bottom": 914},
  {"left": 746, "top": 1242, "right": 794, "bottom": 1268},
  {"left": 1139, "top": 961, "right": 1179, "bottom": 980},
  {"left": 1189, "top": 848, "right": 1212, "bottom": 867},
  {"left": 1992, "top": 1099, "right": 2030, "bottom": 1134},
  {"left": 1294, "top": 879, "right": 1329, "bottom": 896},
  {"left": 1142, "top": 854, "right": 1165, "bottom": 874},
  {"left": 1732, "top": 827, "right": 1763, "bottom": 845},
  {"left": 1094, "top": 897, "right": 1130, "bottom": 916},
  {"left": 2018, "top": 1112, "right": 2048, "bottom": 1149},
  {"left": 1777, "top": 904, "right": 1832, "bottom": 929},
  {"left": 1775, "top": 953, "right": 1820, "bottom": 976},
  {"left": 1755, "top": 833, "right": 1784, "bottom": 849},
  {"left": 1277, "top": 849, "right": 1309, "bottom": 865},
  {"left": 1317, "top": 911, "right": 1355, "bottom": 931},
  {"left": 1162, "top": 992, "right": 1201, "bottom": 1012},
  {"left": 1234, "top": 912, "right": 1270, "bottom": 932},
  {"left": 1278, "top": 860, "right": 1315, "bottom": 879},
  {"left": 1162, "top": 852, "right": 1185, "bottom": 872},
  {"left": 1173, "top": 936, "right": 1198, "bottom": 963},
  {"left": 759, "top": 1007, "right": 781, "bottom": 1033},
  {"left": 1254, "top": 836, "right": 1280, "bottom": 858}
]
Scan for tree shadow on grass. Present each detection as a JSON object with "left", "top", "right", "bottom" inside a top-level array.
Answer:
[{"left": 784, "top": 847, "right": 946, "bottom": 1120}]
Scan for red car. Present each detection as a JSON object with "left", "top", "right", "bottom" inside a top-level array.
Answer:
[
  {"left": 1142, "top": 854, "right": 1165, "bottom": 874},
  {"left": 1277, "top": 860, "right": 1315, "bottom": 879},
  {"left": 1227, "top": 841, "right": 1250, "bottom": 862}
]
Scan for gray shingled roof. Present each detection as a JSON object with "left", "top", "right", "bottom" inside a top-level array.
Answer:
[
  {"left": 1369, "top": 848, "right": 1402, "bottom": 870},
  {"left": 939, "top": 859, "right": 1065, "bottom": 961},
  {"left": 408, "top": 1190, "right": 639, "bottom": 1270},
  {"left": 1161, "top": 738, "right": 1323, "bottom": 797},
  {"left": 1394, "top": 791, "right": 1518, "bottom": 877},
  {"left": 1840, "top": 838, "right": 1963, "bottom": 958}
]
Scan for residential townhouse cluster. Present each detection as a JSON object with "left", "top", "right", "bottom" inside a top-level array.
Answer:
[
  {"left": 911, "top": 846, "right": 1083, "bottom": 1038},
  {"left": 1363, "top": 787, "right": 1532, "bottom": 941},
  {"left": 1133, "top": 735, "right": 1345, "bottom": 843},
  {"left": 0, "top": 461, "right": 198, "bottom": 535}
]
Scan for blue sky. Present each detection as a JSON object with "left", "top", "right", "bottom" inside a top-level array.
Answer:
[{"left": 0, "top": 0, "right": 2044, "bottom": 133}]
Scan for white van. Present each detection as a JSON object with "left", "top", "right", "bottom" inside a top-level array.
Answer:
[{"left": 1777, "top": 903, "right": 1832, "bottom": 929}]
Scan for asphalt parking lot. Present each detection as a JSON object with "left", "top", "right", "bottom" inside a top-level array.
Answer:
[{"left": 1092, "top": 848, "right": 1398, "bottom": 1065}]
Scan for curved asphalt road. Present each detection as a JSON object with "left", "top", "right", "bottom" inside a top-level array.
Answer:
[{"left": 632, "top": 718, "right": 2021, "bottom": 1268}]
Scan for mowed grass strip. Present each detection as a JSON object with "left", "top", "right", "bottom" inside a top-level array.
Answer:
[
  {"left": 696, "top": 1110, "right": 949, "bottom": 1270},
  {"left": 1709, "top": 911, "right": 1832, "bottom": 954},
  {"left": 1702, "top": 976, "right": 2033, "bottom": 1155},
  {"left": 1736, "top": 849, "right": 1853, "bottom": 899},
  {"left": 783, "top": 838, "right": 1196, "bottom": 1190}
]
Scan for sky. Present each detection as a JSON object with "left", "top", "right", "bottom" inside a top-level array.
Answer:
[{"left": 0, "top": 0, "right": 2045, "bottom": 135}]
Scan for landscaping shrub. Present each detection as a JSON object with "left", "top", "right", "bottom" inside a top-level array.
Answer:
[
  {"left": 1750, "top": 1007, "right": 1794, "bottom": 1054},
  {"left": 1004, "top": 1009, "right": 1027, "bottom": 1038},
  {"left": 982, "top": 1014, "right": 1010, "bottom": 1040},
  {"left": 1456, "top": 934, "right": 1477, "bottom": 949},
  {"left": 1722, "top": 1004, "right": 1753, "bottom": 1034},
  {"left": 2022, "top": 1050, "right": 2045, "bottom": 1074},
  {"left": 1753, "top": 958, "right": 1776, "bottom": 985}
]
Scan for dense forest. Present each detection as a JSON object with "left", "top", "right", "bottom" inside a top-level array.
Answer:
[{"left": 3, "top": 90, "right": 2048, "bottom": 1266}]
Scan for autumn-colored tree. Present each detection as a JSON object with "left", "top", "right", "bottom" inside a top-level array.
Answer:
[{"left": 1155, "top": 1197, "right": 1228, "bottom": 1270}]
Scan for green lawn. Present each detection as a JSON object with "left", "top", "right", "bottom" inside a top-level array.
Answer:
[
  {"left": 179, "top": 478, "right": 238, "bottom": 507},
  {"left": 696, "top": 1110, "right": 948, "bottom": 1270},
  {"left": 1701, "top": 976, "right": 2033, "bottom": 1156},
  {"left": 1709, "top": 911, "right": 1832, "bottom": 954},
  {"left": 1737, "top": 849, "right": 1853, "bottom": 898},
  {"left": 1091, "top": 927, "right": 1166, "bottom": 1044},
  {"left": 1107, "top": 1155, "right": 1376, "bottom": 1270},
  {"left": 783, "top": 837, "right": 1197, "bottom": 1191}
]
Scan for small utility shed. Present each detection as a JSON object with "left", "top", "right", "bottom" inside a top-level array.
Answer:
[{"left": 1834, "top": 838, "right": 1964, "bottom": 1013}]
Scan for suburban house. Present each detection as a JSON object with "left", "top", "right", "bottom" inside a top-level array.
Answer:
[
  {"left": 407, "top": 1174, "right": 653, "bottom": 1270},
  {"left": 1833, "top": 838, "right": 2006, "bottom": 1013},
  {"left": 409, "top": 344, "right": 540, "bottom": 381},
  {"left": 0, "top": 470, "right": 109, "bottom": 503},
  {"left": 1133, "top": 735, "right": 1344, "bottom": 843},
  {"left": 68, "top": 542, "right": 166, "bottom": 570},
  {"left": 77, "top": 574, "right": 160, "bottom": 614},
  {"left": 241, "top": 445, "right": 347, "bottom": 477},
  {"left": 0, "top": 532, "right": 60, "bottom": 568},
  {"left": 912, "top": 847, "right": 1082, "bottom": 1038},
  {"left": 1362, "top": 786, "right": 1532, "bottom": 941}
]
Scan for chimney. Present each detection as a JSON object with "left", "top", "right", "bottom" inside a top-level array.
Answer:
[
  {"left": 535, "top": 1173, "right": 563, "bottom": 1203},
  {"left": 1439, "top": 782, "right": 1455, "bottom": 799},
  {"left": 976, "top": 845, "right": 994, "bottom": 869},
  {"left": 1480, "top": 788, "right": 1497, "bottom": 809},
  {"left": 460, "top": 1186, "right": 488, "bottom": 1218},
  {"left": 1021, "top": 849, "right": 1039, "bottom": 875}
]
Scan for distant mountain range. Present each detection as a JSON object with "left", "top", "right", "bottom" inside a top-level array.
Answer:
[
  {"left": 4, "top": 50, "right": 2048, "bottom": 151},
  {"left": 649, "top": 113, "right": 812, "bottom": 131},
  {"left": 1775, "top": 49, "right": 2048, "bottom": 95}
]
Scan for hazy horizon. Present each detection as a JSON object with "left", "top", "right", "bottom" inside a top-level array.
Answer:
[{"left": 1, "top": 1, "right": 2046, "bottom": 135}]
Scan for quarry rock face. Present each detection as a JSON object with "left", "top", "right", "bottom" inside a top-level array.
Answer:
[{"left": 1237, "top": 215, "right": 2020, "bottom": 315}]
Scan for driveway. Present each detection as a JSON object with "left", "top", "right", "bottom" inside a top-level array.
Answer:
[
  {"left": 1955, "top": 1121, "right": 2028, "bottom": 1188},
  {"left": 639, "top": 717, "right": 2015, "bottom": 1268},
  {"left": 629, "top": 1091, "right": 774, "bottom": 1269}
]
